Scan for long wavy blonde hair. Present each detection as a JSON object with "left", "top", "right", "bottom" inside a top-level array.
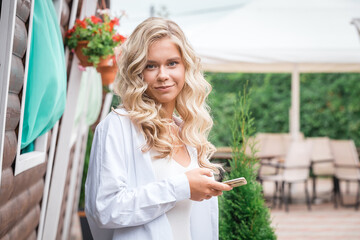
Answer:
[{"left": 113, "top": 17, "right": 218, "bottom": 172}]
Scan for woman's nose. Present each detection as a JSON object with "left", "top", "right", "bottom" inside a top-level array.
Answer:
[{"left": 157, "top": 66, "right": 169, "bottom": 81}]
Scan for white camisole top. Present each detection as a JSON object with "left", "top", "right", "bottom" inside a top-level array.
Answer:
[{"left": 150, "top": 145, "right": 198, "bottom": 240}]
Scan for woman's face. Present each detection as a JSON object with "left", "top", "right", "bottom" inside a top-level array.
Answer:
[{"left": 142, "top": 37, "right": 185, "bottom": 109}]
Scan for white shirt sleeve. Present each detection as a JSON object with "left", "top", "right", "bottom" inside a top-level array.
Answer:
[{"left": 85, "top": 114, "right": 190, "bottom": 229}]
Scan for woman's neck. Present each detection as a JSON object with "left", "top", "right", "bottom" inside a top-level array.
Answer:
[{"left": 162, "top": 102, "right": 175, "bottom": 120}]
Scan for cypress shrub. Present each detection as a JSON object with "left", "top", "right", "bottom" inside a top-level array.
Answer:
[{"left": 219, "top": 87, "right": 276, "bottom": 240}]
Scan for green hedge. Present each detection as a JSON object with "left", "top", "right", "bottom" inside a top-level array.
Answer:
[{"left": 206, "top": 72, "right": 360, "bottom": 147}]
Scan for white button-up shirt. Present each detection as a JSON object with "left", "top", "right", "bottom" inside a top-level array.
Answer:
[{"left": 85, "top": 109, "right": 219, "bottom": 240}]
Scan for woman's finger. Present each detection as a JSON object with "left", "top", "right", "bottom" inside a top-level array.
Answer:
[
  {"left": 209, "top": 181, "right": 233, "bottom": 191},
  {"left": 211, "top": 189, "right": 223, "bottom": 196},
  {"left": 199, "top": 168, "right": 213, "bottom": 177}
]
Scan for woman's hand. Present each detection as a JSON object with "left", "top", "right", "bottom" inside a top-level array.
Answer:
[{"left": 185, "top": 168, "right": 233, "bottom": 201}]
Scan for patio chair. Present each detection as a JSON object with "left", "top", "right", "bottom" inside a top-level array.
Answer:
[
  {"left": 331, "top": 140, "right": 360, "bottom": 210},
  {"left": 307, "top": 137, "right": 334, "bottom": 202},
  {"left": 256, "top": 133, "right": 303, "bottom": 184},
  {"left": 255, "top": 133, "right": 287, "bottom": 182},
  {"left": 260, "top": 140, "right": 312, "bottom": 212}
]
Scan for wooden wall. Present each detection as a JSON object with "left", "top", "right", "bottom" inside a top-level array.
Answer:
[
  {"left": 0, "top": 0, "right": 87, "bottom": 239},
  {"left": 0, "top": 0, "right": 104, "bottom": 238},
  {"left": 0, "top": 1, "right": 46, "bottom": 239}
]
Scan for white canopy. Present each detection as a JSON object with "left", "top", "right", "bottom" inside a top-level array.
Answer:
[
  {"left": 183, "top": 0, "right": 360, "bottom": 139},
  {"left": 185, "top": 0, "right": 360, "bottom": 73}
]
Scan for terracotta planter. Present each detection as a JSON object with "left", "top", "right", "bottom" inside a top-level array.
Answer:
[
  {"left": 97, "top": 64, "right": 118, "bottom": 85},
  {"left": 74, "top": 40, "right": 93, "bottom": 67},
  {"left": 97, "top": 55, "right": 113, "bottom": 67}
]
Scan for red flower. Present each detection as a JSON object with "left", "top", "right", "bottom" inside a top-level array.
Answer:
[
  {"left": 105, "top": 18, "right": 120, "bottom": 32},
  {"left": 119, "top": 35, "right": 126, "bottom": 42},
  {"left": 109, "top": 25, "right": 114, "bottom": 32},
  {"left": 91, "top": 16, "right": 102, "bottom": 24},
  {"left": 110, "top": 18, "right": 120, "bottom": 26},
  {"left": 105, "top": 23, "right": 114, "bottom": 32},
  {"left": 112, "top": 33, "right": 126, "bottom": 43},
  {"left": 65, "top": 27, "right": 76, "bottom": 38},
  {"left": 75, "top": 19, "right": 87, "bottom": 28}
]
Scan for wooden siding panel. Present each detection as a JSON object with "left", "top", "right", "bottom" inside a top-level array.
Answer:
[
  {"left": 0, "top": 234, "right": 10, "bottom": 240},
  {"left": 0, "top": 180, "right": 43, "bottom": 238},
  {"left": 68, "top": 136, "right": 88, "bottom": 238},
  {"left": 56, "top": 145, "right": 75, "bottom": 240},
  {"left": 56, "top": 167, "right": 72, "bottom": 239},
  {"left": 11, "top": 162, "right": 46, "bottom": 198},
  {"left": 16, "top": 0, "right": 31, "bottom": 22},
  {"left": 5, "top": 94, "right": 20, "bottom": 131},
  {"left": 6, "top": 205, "right": 40, "bottom": 240},
  {"left": 9, "top": 55, "right": 24, "bottom": 94},
  {"left": 57, "top": 189, "right": 69, "bottom": 240},
  {"left": 56, "top": 204, "right": 66, "bottom": 240},
  {"left": 0, "top": 168, "right": 14, "bottom": 207},
  {"left": 27, "top": 231, "right": 36, "bottom": 240},
  {"left": 60, "top": 1, "right": 70, "bottom": 26},
  {"left": 2, "top": 131, "right": 17, "bottom": 169},
  {"left": 47, "top": 130, "right": 52, "bottom": 151},
  {"left": 13, "top": 17, "right": 27, "bottom": 58},
  {"left": 60, "top": 25, "right": 66, "bottom": 42}
]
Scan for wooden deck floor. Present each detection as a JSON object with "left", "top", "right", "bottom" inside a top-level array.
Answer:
[
  {"left": 271, "top": 203, "right": 360, "bottom": 240},
  {"left": 264, "top": 178, "right": 360, "bottom": 240}
]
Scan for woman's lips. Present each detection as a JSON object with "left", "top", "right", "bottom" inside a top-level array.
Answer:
[{"left": 155, "top": 85, "right": 174, "bottom": 91}]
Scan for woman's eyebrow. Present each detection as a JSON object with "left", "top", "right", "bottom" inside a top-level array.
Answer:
[
  {"left": 146, "top": 57, "right": 181, "bottom": 63},
  {"left": 167, "top": 57, "right": 181, "bottom": 61}
]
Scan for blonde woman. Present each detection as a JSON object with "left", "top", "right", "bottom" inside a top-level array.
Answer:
[{"left": 85, "top": 17, "right": 232, "bottom": 240}]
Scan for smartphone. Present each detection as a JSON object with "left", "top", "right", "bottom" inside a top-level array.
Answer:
[{"left": 222, "top": 177, "right": 247, "bottom": 187}]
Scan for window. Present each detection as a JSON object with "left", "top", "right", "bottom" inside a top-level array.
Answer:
[{"left": 14, "top": 0, "right": 50, "bottom": 175}]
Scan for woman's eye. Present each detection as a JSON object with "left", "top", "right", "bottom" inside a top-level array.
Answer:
[
  {"left": 168, "top": 61, "right": 178, "bottom": 67},
  {"left": 146, "top": 64, "right": 155, "bottom": 69}
]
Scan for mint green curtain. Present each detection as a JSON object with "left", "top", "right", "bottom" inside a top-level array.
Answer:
[
  {"left": 21, "top": 0, "right": 67, "bottom": 150},
  {"left": 74, "top": 68, "right": 103, "bottom": 127}
]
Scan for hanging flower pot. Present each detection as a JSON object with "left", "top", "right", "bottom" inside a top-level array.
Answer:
[
  {"left": 74, "top": 40, "right": 93, "bottom": 67},
  {"left": 96, "top": 64, "right": 118, "bottom": 85},
  {"left": 65, "top": 12, "right": 127, "bottom": 69},
  {"left": 97, "top": 55, "right": 113, "bottom": 67}
]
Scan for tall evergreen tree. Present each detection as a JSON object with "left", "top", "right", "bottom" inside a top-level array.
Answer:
[{"left": 219, "top": 87, "right": 276, "bottom": 240}]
